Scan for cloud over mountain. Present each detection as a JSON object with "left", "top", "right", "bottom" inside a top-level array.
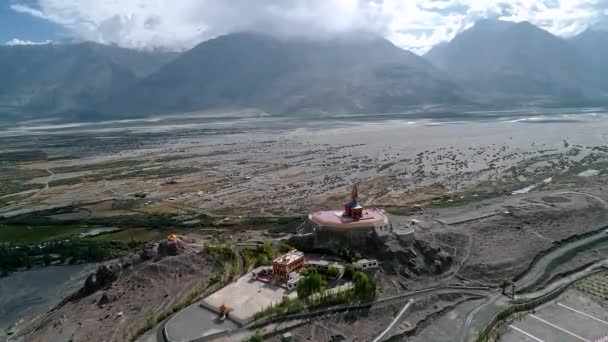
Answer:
[
  {"left": 5, "top": 38, "right": 52, "bottom": 46},
  {"left": 9, "top": 0, "right": 608, "bottom": 53}
]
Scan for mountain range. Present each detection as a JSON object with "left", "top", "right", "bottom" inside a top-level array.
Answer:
[
  {"left": 99, "top": 32, "right": 466, "bottom": 117},
  {"left": 425, "top": 19, "right": 607, "bottom": 106},
  {"left": 2, "top": 19, "right": 608, "bottom": 121},
  {"left": 0, "top": 42, "right": 176, "bottom": 120}
]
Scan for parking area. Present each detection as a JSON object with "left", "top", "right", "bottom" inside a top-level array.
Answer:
[
  {"left": 501, "top": 291, "right": 608, "bottom": 342},
  {"left": 202, "top": 274, "right": 296, "bottom": 323}
]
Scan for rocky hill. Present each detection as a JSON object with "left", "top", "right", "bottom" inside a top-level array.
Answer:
[{"left": 9, "top": 235, "right": 220, "bottom": 342}]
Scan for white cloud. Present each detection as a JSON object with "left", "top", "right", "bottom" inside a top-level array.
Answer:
[
  {"left": 5, "top": 38, "right": 52, "bottom": 46},
  {"left": 9, "top": 0, "right": 608, "bottom": 54}
]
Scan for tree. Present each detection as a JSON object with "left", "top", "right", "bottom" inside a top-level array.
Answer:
[
  {"left": 249, "top": 330, "right": 264, "bottom": 342},
  {"left": 353, "top": 271, "right": 376, "bottom": 300},
  {"left": 327, "top": 265, "right": 339, "bottom": 278},
  {"left": 262, "top": 242, "right": 275, "bottom": 259},
  {"left": 499, "top": 278, "right": 513, "bottom": 295},
  {"left": 42, "top": 254, "right": 52, "bottom": 266},
  {"left": 256, "top": 254, "right": 270, "bottom": 266},
  {"left": 339, "top": 247, "right": 351, "bottom": 261},
  {"left": 278, "top": 243, "right": 292, "bottom": 254},
  {"left": 344, "top": 264, "right": 354, "bottom": 279},
  {"left": 297, "top": 269, "right": 324, "bottom": 298}
]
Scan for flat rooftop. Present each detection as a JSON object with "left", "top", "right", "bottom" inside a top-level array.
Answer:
[
  {"left": 273, "top": 250, "right": 304, "bottom": 265},
  {"left": 309, "top": 209, "right": 388, "bottom": 229}
]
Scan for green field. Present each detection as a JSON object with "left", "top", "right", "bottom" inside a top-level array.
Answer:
[
  {"left": 0, "top": 224, "right": 87, "bottom": 243},
  {"left": 0, "top": 224, "right": 173, "bottom": 244},
  {"left": 91, "top": 227, "right": 166, "bottom": 242}
]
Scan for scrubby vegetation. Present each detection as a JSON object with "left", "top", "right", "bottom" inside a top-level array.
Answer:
[
  {"left": 353, "top": 271, "right": 377, "bottom": 301},
  {"left": 344, "top": 264, "right": 355, "bottom": 279},
  {"left": 255, "top": 269, "right": 376, "bottom": 321},
  {"left": 0, "top": 223, "right": 88, "bottom": 243},
  {"left": 205, "top": 243, "right": 239, "bottom": 281},
  {"left": 242, "top": 242, "right": 277, "bottom": 271},
  {"left": 0, "top": 238, "right": 139, "bottom": 274},
  {"left": 0, "top": 210, "right": 202, "bottom": 275},
  {"left": 1, "top": 209, "right": 185, "bottom": 229},
  {"left": 297, "top": 268, "right": 327, "bottom": 298},
  {"left": 248, "top": 330, "right": 265, "bottom": 342},
  {"left": 339, "top": 247, "right": 362, "bottom": 263}
]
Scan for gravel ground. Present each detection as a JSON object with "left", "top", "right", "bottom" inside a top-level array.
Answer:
[{"left": 456, "top": 191, "right": 606, "bottom": 284}]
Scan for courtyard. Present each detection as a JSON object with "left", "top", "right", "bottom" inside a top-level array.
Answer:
[{"left": 202, "top": 274, "right": 296, "bottom": 324}]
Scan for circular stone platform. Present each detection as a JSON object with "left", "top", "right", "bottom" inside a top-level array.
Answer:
[{"left": 308, "top": 208, "right": 388, "bottom": 230}]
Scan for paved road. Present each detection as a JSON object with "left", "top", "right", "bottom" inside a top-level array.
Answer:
[
  {"left": 460, "top": 227, "right": 608, "bottom": 342},
  {"left": 515, "top": 229, "right": 608, "bottom": 293},
  {"left": 516, "top": 260, "right": 608, "bottom": 301},
  {"left": 373, "top": 286, "right": 491, "bottom": 310}
]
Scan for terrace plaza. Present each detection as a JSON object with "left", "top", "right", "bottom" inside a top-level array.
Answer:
[{"left": 201, "top": 274, "right": 295, "bottom": 325}]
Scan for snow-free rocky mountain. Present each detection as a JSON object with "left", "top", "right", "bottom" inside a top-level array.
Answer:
[{"left": 2, "top": 20, "right": 608, "bottom": 120}]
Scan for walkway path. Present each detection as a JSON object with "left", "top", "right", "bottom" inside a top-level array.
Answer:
[{"left": 372, "top": 299, "right": 413, "bottom": 342}]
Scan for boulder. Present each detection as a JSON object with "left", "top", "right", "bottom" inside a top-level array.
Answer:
[
  {"left": 98, "top": 293, "right": 111, "bottom": 306},
  {"left": 139, "top": 244, "right": 156, "bottom": 261}
]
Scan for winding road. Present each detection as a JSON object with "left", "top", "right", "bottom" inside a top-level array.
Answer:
[
  {"left": 515, "top": 229, "right": 608, "bottom": 292},
  {"left": 459, "top": 225, "right": 608, "bottom": 342}
]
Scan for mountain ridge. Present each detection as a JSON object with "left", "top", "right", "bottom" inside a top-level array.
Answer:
[
  {"left": 98, "top": 32, "right": 468, "bottom": 116},
  {"left": 0, "top": 42, "right": 176, "bottom": 118},
  {"left": 2, "top": 22, "right": 608, "bottom": 121},
  {"left": 425, "top": 19, "right": 608, "bottom": 104}
]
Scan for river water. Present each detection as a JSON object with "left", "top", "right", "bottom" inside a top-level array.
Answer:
[
  {"left": 0, "top": 264, "right": 96, "bottom": 337},
  {"left": 0, "top": 107, "right": 606, "bottom": 137}
]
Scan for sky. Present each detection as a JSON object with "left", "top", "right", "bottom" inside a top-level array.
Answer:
[{"left": 2, "top": 0, "right": 608, "bottom": 54}]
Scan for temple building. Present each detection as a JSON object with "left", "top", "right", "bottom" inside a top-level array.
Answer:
[{"left": 272, "top": 250, "right": 305, "bottom": 280}]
